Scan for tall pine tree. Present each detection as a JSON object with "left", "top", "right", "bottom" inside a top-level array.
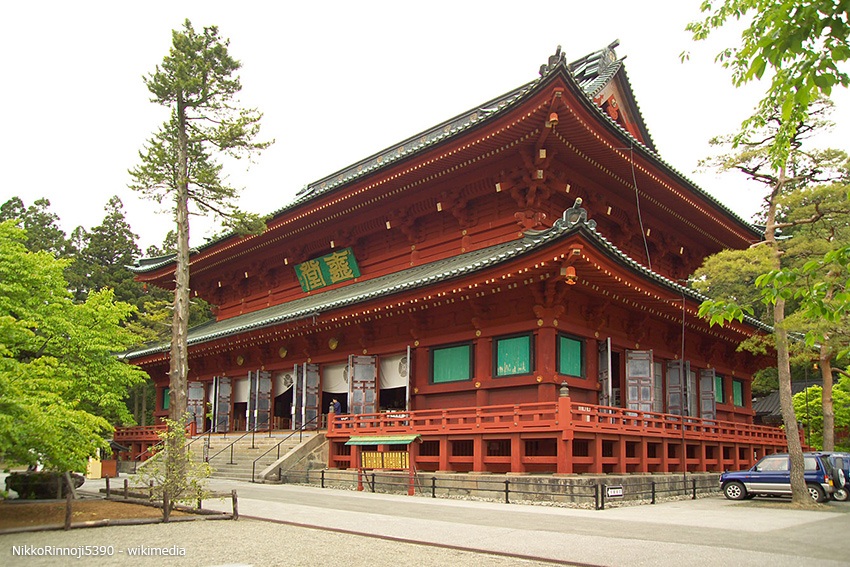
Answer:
[{"left": 129, "top": 20, "right": 271, "bottom": 486}]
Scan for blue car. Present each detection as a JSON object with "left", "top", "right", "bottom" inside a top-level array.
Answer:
[{"left": 720, "top": 452, "right": 835, "bottom": 503}]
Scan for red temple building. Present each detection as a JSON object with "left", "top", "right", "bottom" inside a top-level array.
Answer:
[{"left": 119, "top": 42, "right": 787, "bottom": 476}]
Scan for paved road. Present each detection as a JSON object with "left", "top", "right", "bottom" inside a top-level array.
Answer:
[
  {"left": 2, "top": 476, "right": 849, "bottom": 566},
  {"left": 199, "top": 479, "right": 849, "bottom": 566}
]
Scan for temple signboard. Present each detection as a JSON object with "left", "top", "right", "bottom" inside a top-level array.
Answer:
[{"left": 295, "top": 248, "right": 361, "bottom": 292}]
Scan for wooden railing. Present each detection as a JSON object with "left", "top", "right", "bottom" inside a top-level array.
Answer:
[
  {"left": 113, "top": 421, "right": 198, "bottom": 443},
  {"left": 114, "top": 424, "right": 167, "bottom": 442},
  {"left": 568, "top": 404, "right": 787, "bottom": 444},
  {"left": 326, "top": 401, "right": 786, "bottom": 444}
]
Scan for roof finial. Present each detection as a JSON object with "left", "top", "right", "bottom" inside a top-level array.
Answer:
[
  {"left": 539, "top": 45, "right": 565, "bottom": 76},
  {"left": 560, "top": 198, "right": 596, "bottom": 230}
]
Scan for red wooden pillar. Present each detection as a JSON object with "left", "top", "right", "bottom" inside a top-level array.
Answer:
[
  {"left": 475, "top": 336, "right": 492, "bottom": 384},
  {"left": 155, "top": 386, "right": 165, "bottom": 413},
  {"left": 699, "top": 441, "right": 707, "bottom": 472},
  {"left": 591, "top": 434, "right": 603, "bottom": 474},
  {"left": 616, "top": 436, "right": 627, "bottom": 473},
  {"left": 355, "top": 446, "right": 364, "bottom": 491},
  {"left": 412, "top": 347, "right": 430, "bottom": 410},
  {"left": 639, "top": 437, "right": 649, "bottom": 473},
  {"left": 537, "top": 327, "right": 558, "bottom": 402},
  {"left": 557, "top": 437, "right": 572, "bottom": 474},
  {"left": 473, "top": 436, "right": 485, "bottom": 472},
  {"left": 556, "top": 387, "right": 573, "bottom": 474},
  {"left": 661, "top": 438, "right": 670, "bottom": 472},
  {"left": 438, "top": 436, "right": 450, "bottom": 472},
  {"left": 511, "top": 434, "right": 523, "bottom": 473},
  {"left": 409, "top": 439, "right": 420, "bottom": 478}
]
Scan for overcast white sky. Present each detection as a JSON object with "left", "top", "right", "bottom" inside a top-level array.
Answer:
[{"left": 2, "top": 1, "right": 848, "bottom": 252}]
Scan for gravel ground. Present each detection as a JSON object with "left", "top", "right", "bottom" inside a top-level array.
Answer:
[{"left": 1, "top": 518, "right": 551, "bottom": 567}]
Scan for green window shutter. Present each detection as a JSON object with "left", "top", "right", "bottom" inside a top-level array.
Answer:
[
  {"left": 433, "top": 344, "right": 472, "bottom": 383},
  {"left": 733, "top": 380, "right": 743, "bottom": 407},
  {"left": 558, "top": 335, "right": 583, "bottom": 376},
  {"left": 496, "top": 335, "right": 531, "bottom": 376},
  {"left": 163, "top": 387, "right": 170, "bottom": 410},
  {"left": 715, "top": 375, "right": 724, "bottom": 404}
]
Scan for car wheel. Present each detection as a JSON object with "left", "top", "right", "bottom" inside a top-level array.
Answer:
[
  {"left": 807, "top": 483, "right": 826, "bottom": 503},
  {"left": 723, "top": 481, "right": 747, "bottom": 500},
  {"left": 833, "top": 487, "right": 849, "bottom": 502}
]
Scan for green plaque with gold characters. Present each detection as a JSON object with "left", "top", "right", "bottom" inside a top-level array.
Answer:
[{"left": 295, "top": 248, "right": 361, "bottom": 292}]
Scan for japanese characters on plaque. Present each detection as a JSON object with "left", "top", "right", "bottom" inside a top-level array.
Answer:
[
  {"left": 294, "top": 247, "right": 361, "bottom": 292},
  {"left": 361, "top": 451, "right": 409, "bottom": 470}
]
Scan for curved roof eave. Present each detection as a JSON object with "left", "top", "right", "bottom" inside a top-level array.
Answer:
[
  {"left": 129, "top": 44, "right": 761, "bottom": 275},
  {"left": 545, "top": 59, "right": 762, "bottom": 241},
  {"left": 123, "top": 203, "right": 770, "bottom": 361}
]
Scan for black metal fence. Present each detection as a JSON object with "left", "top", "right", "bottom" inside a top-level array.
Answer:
[{"left": 279, "top": 468, "right": 720, "bottom": 510}]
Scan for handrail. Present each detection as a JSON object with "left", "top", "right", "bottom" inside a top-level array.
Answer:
[
  {"left": 251, "top": 415, "right": 319, "bottom": 483},
  {"left": 207, "top": 421, "right": 273, "bottom": 465},
  {"left": 126, "top": 424, "right": 213, "bottom": 473}
]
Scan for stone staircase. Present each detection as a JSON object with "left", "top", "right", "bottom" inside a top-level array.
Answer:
[{"left": 190, "top": 431, "right": 322, "bottom": 482}]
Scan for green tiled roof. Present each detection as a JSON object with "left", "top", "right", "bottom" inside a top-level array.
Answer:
[
  {"left": 345, "top": 434, "right": 420, "bottom": 446},
  {"left": 123, "top": 204, "right": 771, "bottom": 361},
  {"left": 133, "top": 42, "right": 763, "bottom": 276}
]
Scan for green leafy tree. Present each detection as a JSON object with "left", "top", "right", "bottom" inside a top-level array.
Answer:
[
  {"left": 695, "top": 103, "right": 847, "bottom": 504},
  {"left": 688, "top": 1, "right": 850, "bottom": 503},
  {"left": 686, "top": 0, "right": 850, "bottom": 168},
  {"left": 776, "top": 180, "right": 850, "bottom": 449},
  {"left": 66, "top": 196, "right": 144, "bottom": 306},
  {"left": 0, "top": 220, "right": 147, "bottom": 472},
  {"left": 0, "top": 197, "right": 69, "bottom": 257},
  {"left": 793, "top": 376, "right": 850, "bottom": 451},
  {"left": 128, "top": 20, "right": 271, "bottom": 486},
  {"left": 137, "top": 417, "right": 212, "bottom": 520}
]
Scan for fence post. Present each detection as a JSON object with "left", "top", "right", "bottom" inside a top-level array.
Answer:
[
  {"left": 105, "top": 477, "right": 111, "bottom": 498},
  {"left": 431, "top": 476, "right": 437, "bottom": 498},
  {"left": 370, "top": 472, "right": 376, "bottom": 493},
  {"left": 64, "top": 489, "right": 72, "bottom": 531},
  {"left": 149, "top": 480, "right": 154, "bottom": 502},
  {"left": 651, "top": 480, "right": 656, "bottom": 505},
  {"left": 692, "top": 478, "right": 697, "bottom": 500},
  {"left": 232, "top": 489, "right": 239, "bottom": 520},
  {"left": 321, "top": 469, "right": 325, "bottom": 489},
  {"left": 600, "top": 484, "right": 606, "bottom": 510},
  {"left": 124, "top": 478, "right": 129, "bottom": 500},
  {"left": 594, "top": 483, "right": 600, "bottom": 510},
  {"left": 504, "top": 479, "right": 510, "bottom": 504}
]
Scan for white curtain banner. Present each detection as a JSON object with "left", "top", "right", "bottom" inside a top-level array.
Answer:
[
  {"left": 232, "top": 377, "right": 249, "bottom": 403},
  {"left": 322, "top": 363, "right": 349, "bottom": 394},
  {"left": 273, "top": 370, "right": 294, "bottom": 394},
  {"left": 380, "top": 353, "right": 408, "bottom": 389}
]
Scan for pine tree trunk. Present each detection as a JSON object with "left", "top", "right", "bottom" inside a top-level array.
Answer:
[
  {"left": 820, "top": 346, "right": 835, "bottom": 451},
  {"left": 167, "top": 97, "right": 191, "bottom": 487},
  {"left": 766, "top": 166, "right": 810, "bottom": 506}
]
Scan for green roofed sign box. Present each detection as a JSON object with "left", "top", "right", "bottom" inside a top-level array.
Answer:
[{"left": 295, "top": 248, "right": 361, "bottom": 292}]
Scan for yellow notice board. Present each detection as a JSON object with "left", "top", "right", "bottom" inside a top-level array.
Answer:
[{"left": 361, "top": 451, "right": 409, "bottom": 469}]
